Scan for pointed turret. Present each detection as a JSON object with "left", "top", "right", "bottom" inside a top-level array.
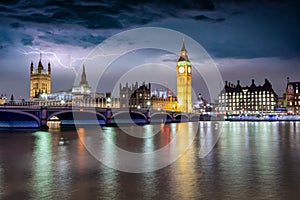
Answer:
[
  {"left": 263, "top": 78, "right": 272, "bottom": 89},
  {"left": 30, "top": 61, "right": 34, "bottom": 74},
  {"left": 48, "top": 62, "right": 51, "bottom": 75},
  {"left": 38, "top": 53, "right": 43, "bottom": 74},
  {"left": 80, "top": 65, "right": 88, "bottom": 86},
  {"left": 179, "top": 37, "right": 188, "bottom": 61}
]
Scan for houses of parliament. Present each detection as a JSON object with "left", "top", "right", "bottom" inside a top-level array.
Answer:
[{"left": 28, "top": 40, "right": 195, "bottom": 113}]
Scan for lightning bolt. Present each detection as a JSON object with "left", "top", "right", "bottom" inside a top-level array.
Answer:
[
  {"left": 18, "top": 45, "right": 123, "bottom": 77},
  {"left": 18, "top": 47, "right": 79, "bottom": 75}
]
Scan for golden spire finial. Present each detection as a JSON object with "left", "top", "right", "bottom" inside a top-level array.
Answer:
[{"left": 180, "top": 35, "right": 187, "bottom": 53}]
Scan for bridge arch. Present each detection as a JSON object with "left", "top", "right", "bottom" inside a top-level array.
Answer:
[
  {"left": 190, "top": 114, "right": 201, "bottom": 121},
  {"left": 47, "top": 110, "right": 107, "bottom": 126},
  {"left": 150, "top": 112, "right": 173, "bottom": 123},
  {"left": 111, "top": 111, "right": 147, "bottom": 119},
  {"left": 47, "top": 110, "right": 106, "bottom": 121},
  {"left": 174, "top": 113, "right": 189, "bottom": 122},
  {"left": 111, "top": 111, "right": 147, "bottom": 124},
  {"left": 0, "top": 110, "right": 40, "bottom": 127}
]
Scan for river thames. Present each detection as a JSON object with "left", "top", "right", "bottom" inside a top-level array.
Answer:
[{"left": 0, "top": 121, "right": 300, "bottom": 200}]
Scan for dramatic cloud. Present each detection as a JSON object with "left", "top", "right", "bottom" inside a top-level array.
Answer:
[{"left": 0, "top": 0, "right": 299, "bottom": 98}]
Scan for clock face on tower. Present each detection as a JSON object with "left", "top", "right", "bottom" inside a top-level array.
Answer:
[
  {"left": 179, "top": 66, "right": 185, "bottom": 73},
  {"left": 188, "top": 67, "right": 191, "bottom": 74}
]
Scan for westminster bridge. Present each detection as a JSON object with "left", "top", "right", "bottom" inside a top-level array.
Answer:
[{"left": 0, "top": 105, "right": 210, "bottom": 128}]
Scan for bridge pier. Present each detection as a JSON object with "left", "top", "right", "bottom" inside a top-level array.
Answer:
[
  {"left": 171, "top": 111, "right": 176, "bottom": 122},
  {"left": 105, "top": 108, "right": 112, "bottom": 125},
  {"left": 40, "top": 106, "right": 49, "bottom": 129},
  {"left": 146, "top": 110, "right": 151, "bottom": 124}
]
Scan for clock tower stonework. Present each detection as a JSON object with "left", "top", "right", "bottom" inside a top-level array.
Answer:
[{"left": 176, "top": 40, "right": 192, "bottom": 113}]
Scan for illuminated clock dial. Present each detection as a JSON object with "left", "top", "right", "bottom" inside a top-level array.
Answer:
[
  {"left": 188, "top": 67, "right": 191, "bottom": 73},
  {"left": 179, "top": 66, "right": 185, "bottom": 73}
]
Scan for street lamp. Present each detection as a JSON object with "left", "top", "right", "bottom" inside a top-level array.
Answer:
[
  {"left": 40, "top": 93, "right": 47, "bottom": 100},
  {"left": 60, "top": 100, "right": 65, "bottom": 106},
  {"left": 106, "top": 97, "right": 111, "bottom": 108},
  {"left": 146, "top": 101, "right": 151, "bottom": 109}
]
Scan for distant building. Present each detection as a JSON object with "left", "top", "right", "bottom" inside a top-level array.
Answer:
[
  {"left": 40, "top": 65, "right": 92, "bottom": 105},
  {"left": 151, "top": 86, "right": 178, "bottom": 111},
  {"left": 129, "top": 83, "right": 151, "bottom": 109},
  {"left": 151, "top": 95, "right": 178, "bottom": 111},
  {"left": 120, "top": 82, "right": 139, "bottom": 108},
  {"left": 72, "top": 65, "right": 92, "bottom": 97},
  {"left": 36, "top": 65, "right": 118, "bottom": 108},
  {"left": 46, "top": 90, "right": 73, "bottom": 104},
  {"left": 194, "top": 93, "right": 211, "bottom": 112},
  {"left": 29, "top": 54, "right": 51, "bottom": 99},
  {"left": 120, "top": 82, "right": 151, "bottom": 109},
  {"left": 277, "top": 96, "right": 285, "bottom": 108},
  {"left": 151, "top": 87, "right": 168, "bottom": 98},
  {"left": 217, "top": 79, "right": 278, "bottom": 114},
  {"left": 119, "top": 82, "right": 179, "bottom": 111},
  {"left": 0, "top": 94, "right": 7, "bottom": 105},
  {"left": 284, "top": 77, "right": 300, "bottom": 114}
]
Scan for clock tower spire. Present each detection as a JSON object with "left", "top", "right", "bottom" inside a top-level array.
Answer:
[{"left": 176, "top": 38, "right": 192, "bottom": 113}]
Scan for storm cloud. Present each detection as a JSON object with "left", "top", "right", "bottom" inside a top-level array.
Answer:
[{"left": 0, "top": 0, "right": 299, "bottom": 98}]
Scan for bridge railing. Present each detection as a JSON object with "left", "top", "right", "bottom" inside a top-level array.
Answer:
[{"left": 1, "top": 100, "right": 121, "bottom": 108}]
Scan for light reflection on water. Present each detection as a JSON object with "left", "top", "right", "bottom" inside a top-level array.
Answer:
[
  {"left": 0, "top": 122, "right": 299, "bottom": 199},
  {"left": 31, "top": 131, "right": 54, "bottom": 200}
]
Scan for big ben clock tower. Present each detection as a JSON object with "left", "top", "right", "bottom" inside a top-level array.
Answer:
[{"left": 176, "top": 39, "right": 192, "bottom": 113}]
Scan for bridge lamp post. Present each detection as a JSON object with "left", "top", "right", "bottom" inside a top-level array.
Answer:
[
  {"left": 137, "top": 105, "right": 141, "bottom": 110},
  {"left": 200, "top": 108, "right": 204, "bottom": 115},
  {"left": 60, "top": 100, "right": 65, "bottom": 106},
  {"left": 146, "top": 101, "right": 151, "bottom": 110},
  {"left": 40, "top": 93, "right": 47, "bottom": 106},
  {"left": 107, "top": 97, "right": 111, "bottom": 108}
]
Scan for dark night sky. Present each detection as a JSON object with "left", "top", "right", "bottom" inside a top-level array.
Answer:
[{"left": 0, "top": 0, "right": 299, "bottom": 100}]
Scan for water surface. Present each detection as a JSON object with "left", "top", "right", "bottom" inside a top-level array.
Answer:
[{"left": 0, "top": 122, "right": 299, "bottom": 199}]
